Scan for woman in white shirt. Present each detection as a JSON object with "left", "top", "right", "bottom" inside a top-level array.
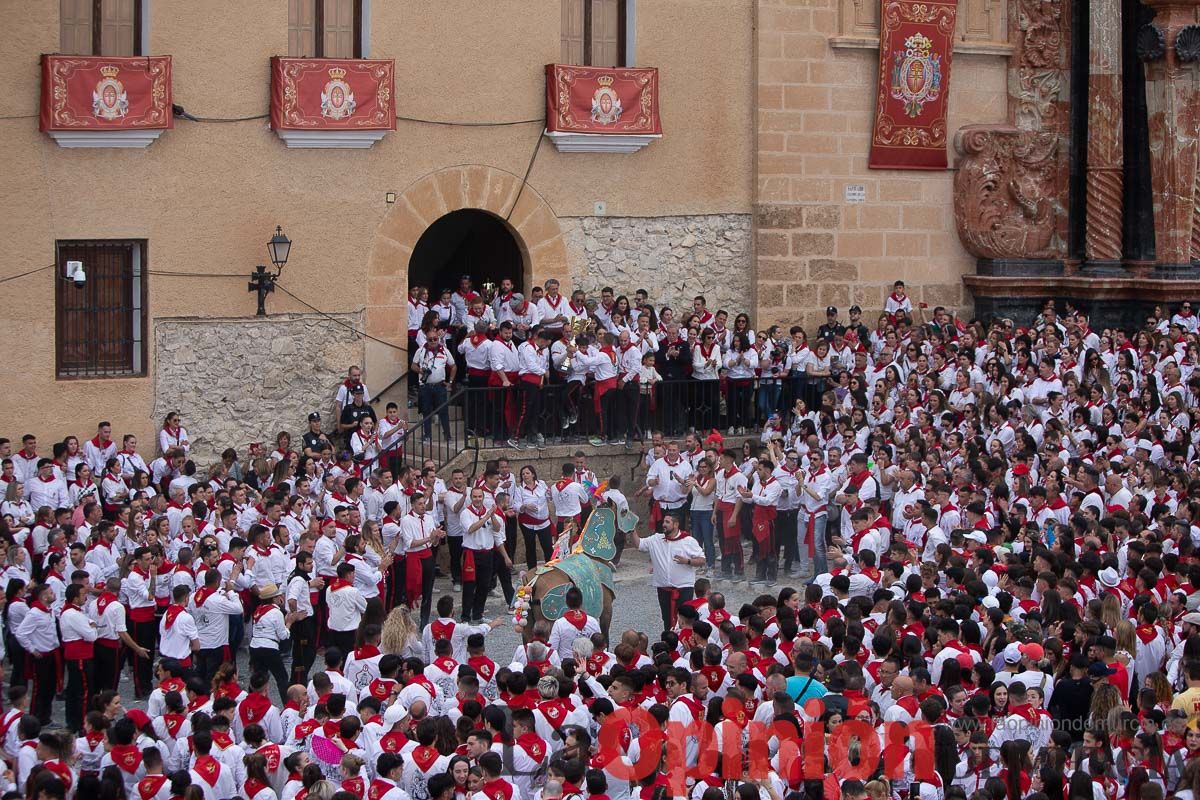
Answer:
[
  {"left": 690, "top": 457, "right": 718, "bottom": 570},
  {"left": 349, "top": 418, "right": 381, "bottom": 468},
  {"left": 513, "top": 465, "right": 553, "bottom": 570},
  {"left": 724, "top": 333, "right": 759, "bottom": 434},
  {"left": 1, "top": 546, "right": 30, "bottom": 587},
  {"left": 0, "top": 483, "right": 33, "bottom": 530},
  {"left": 159, "top": 411, "right": 189, "bottom": 456},
  {"left": 692, "top": 329, "right": 722, "bottom": 431},
  {"left": 803, "top": 339, "right": 833, "bottom": 410}
]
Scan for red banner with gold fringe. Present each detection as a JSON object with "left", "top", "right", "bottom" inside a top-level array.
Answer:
[
  {"left": 868, "top": 0, "right": 958, "bottom": 170},
  {"left": 40, "top": 55, "right": 172, "bottom": 131},
  {"left": 545, "top": 64, "right": 662, "bottom": 135},
  {"left": 270, "top": 57, "right": 395, "bottom": 131}
]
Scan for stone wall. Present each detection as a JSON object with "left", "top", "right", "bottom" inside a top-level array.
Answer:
[
  {"left": 154, "top": 313, "right": 366, "bottom": 463},
  {"left": 563, "top": 214, "right": 753, "bottom": 315}
]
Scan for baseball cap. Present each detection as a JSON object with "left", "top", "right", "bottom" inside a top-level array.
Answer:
[
  {"left": 850, "top": 305, "right": 862, "bottom": 314},
  {"left": 351, "top": 384, "right": 364, "bottom": 394},
  {"left": 383, "top": 700, "right": 409, "bottom": 726},
  {"left": 125, "top": 709, "right": 152, "bottom": 729},
  {"left": 1182, "top": 612, "right": 1200, "bottom": 626},
  {"left": 1137, "top": 439, "right": 1153, "bottom": 451},
  {"left": 1002, "top": 643, "right": 1022, "bottom": 664},
  {"left": 826, "top": 306, "right": 837, "bottom": 315},
  {"left": 1018, "top": 643, "right": 1044, "bottom": 661},
  {"left": 308, "top": 412, "right": 321, "bottom": 421},
  {"left": 965, "top": 531, "right": 988, "bottom": 544}
]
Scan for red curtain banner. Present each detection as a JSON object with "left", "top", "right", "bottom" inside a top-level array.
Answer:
[
  {"left": 868, "top": 0, "right": 958, "bottom": 170},
  {"left": 270, "top": 57, "right": 395, "bottom": 131},
  {"left": 545, "top": 64, "right": 662, "bottom": 135},
  {"left": 40, "top": 55, "right": 172, "bottom": 131}
]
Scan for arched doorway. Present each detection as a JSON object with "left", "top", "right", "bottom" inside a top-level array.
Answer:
[
  {"left": 408, "top": 209, "right": 524, "bottom": 298},
  {"left": 364, "top": 164, "right": 569, "bottom": 400}
]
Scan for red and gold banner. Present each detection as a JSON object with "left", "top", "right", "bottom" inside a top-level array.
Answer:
[
  {"left": 545, "top": 64, "right": 662, "bottom": 135},
  {"left": 868, "top": 0, "right": 958, "bottom": 170},
  {"left": 270, "top": 57, "right": 395, "bottom": 130},
  {"left": 40, "top": 55, "right": 172, "bottom": 131}
]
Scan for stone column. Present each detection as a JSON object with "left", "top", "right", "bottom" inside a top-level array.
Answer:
[
  {"left": 1140, "top": 2, "right": 1200, "bottom": 275},
  {"left": 1083, "top": 0, "right": 1125, "bottom": 272}
]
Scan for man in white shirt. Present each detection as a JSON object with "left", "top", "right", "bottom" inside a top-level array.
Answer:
[
  {"left": 190, "top": 562, "right": 244, "bottom": 680},
  {"left": 548, "top": 586, "right": 601, "bottom": 659},
  {"left": 27, "top": 459, "right": 69, "bottom": 512},
  {"left": 83, "top": 422, "right": 117, "bottom": 477},
  {"left": 631, "top": 512, "right": 705, "bottom": 632},
  {"left": 158, "top": 585, "right": 200, "bottom": 670},
  {"left": 515, "top": 329, "right": 551, "bottom": 449},
  {"left": 460, "top": 487, "right": 505, "bottom": 624},
  {"left": 739, "top": 459, "right": 783, "bottom": 585},
  {"left": 326, "top": 561, "right": 367, "bottom": 656},
  {"left": 646, "top": 443, "right": 694, "bottom": 528},
  {"left": 413, "top": 331, "right": 456, "bottom": 441}
]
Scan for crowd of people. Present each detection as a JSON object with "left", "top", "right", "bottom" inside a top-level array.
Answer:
[{"left": 0, "top": 281, "right": 1198, "bottom": 800}]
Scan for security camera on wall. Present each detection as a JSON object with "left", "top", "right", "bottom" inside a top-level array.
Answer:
[{"left": 65, "top": 260, "right": 86, "bottom": 288}]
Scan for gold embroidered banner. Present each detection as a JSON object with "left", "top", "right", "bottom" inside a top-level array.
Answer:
[{"left": 868, "top": 0, "right": 958, "bottom": 170}]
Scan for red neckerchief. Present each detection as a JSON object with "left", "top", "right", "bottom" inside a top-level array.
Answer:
[
  {"left": 468, "top": 655, "right": 496, "bottom": 682},
  {"left": 161, "top": 712, "right": 185, "bottom": 737},
  {"left": 328, "top": 578, "right": 352, "bottom": 592},
  {"left": 137, "top": 774, "right": 169, "bottom": 800},
  {"left": 110, "top": 743, "right": 144, "bottom": 773},
  {"left": 215, "top": 681, "right": 242, "bottom": 700},
  {"left": 411, "top": 744, "right": 442, "bottom": 772},
  {"left": 354, "top": 644, "right": 381, "bottom": 660},
  {"left": 192, "top": 755, "right": 220, "bottom": 786},
  {"left": 544, "top": 294, "right": 563, "bottom": 309},
  {"left": 377, "top": 731, "right": 409, "bottom": 753},
  {"left": 29, "top": 600, "right": 50, "bottom": 614},
  {"left": 245, "top": 778, "right": 270, "bottom": 799},
  {"left": 433, "top": 656, "right": 458, "bottom": 674},
  {"left": 211, "top": 730, "right": 234, "bottom": 749},
  {"left": 515, "top": 731, "right": 547, "bottom": 761},
  {"left": 563, "top": 608, "right": 589, "bottom": 630},
  {"left": 163, "top": 424, "right": 182, "bottom": 440},
  {"left": 368, "top": 678, "right": 398, "bottom": 702},
  {"left": 163, "top": 603, "right": 186, "bottom": 629}
]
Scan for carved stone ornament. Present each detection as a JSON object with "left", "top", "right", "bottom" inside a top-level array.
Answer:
[
  {"left": 953, "top": 124, "right": 1060, "bottom": 260},
  {"left": 1176, "top": 24, "right": 1200, "bottom": 62},
  {"left": 1137, "top": 24, "right": 1168, "bottom": 60}
]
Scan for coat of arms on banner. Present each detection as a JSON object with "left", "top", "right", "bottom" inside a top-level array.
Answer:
[
  {"left": 92, "top": 65, "right": 128, "bottom": 120},
  {"left": 889, "top": 32, "right": 942, "bottom": 118},
  {"left": 589, "top": 75, "right": 622, "bottom": 125},
  {"left": 320, "top": 66, "right": 356, "bottom": 120}
]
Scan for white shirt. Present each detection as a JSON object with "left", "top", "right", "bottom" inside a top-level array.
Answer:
[
  {"left": 647, "top": 457, "right": 694, "bottom": 507},
  {"left": 249, "top": 605, "right": 291, "bottom": 649},
  {"left": 326, "top": 582, "right": 367, "bottom": 633},
  {"left": 460, "top": 505, "right": 503, "bottom": 551},
  {"left": 549, "top": 479, "right": 591, "bottom": 519},
  {"left": 158, "top": 607, "right": 199, "bottom": 660},
  {"left": 637, "top": 532, "right": 704, "bottom": 589}
]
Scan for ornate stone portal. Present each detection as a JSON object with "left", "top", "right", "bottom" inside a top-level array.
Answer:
[
  {"left": 957, "top": 0, "right": 1200, "bottom": 325},
  {"left": 1140, "top": 0, "right": 1200, "bottom": 275},
  {"left": 953, "top": 0, "right": 1070, "bottom": 275}
]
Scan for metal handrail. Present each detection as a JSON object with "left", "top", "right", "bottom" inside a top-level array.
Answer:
[{"left": 398, "top": 385, "right": 477, "bottom": 473}]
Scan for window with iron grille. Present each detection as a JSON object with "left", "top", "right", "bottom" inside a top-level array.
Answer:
[{"left": 55, "top": 240, "right": 147, "bottom": 379}]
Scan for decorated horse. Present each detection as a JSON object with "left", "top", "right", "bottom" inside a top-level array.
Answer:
[{"left": 513, "top": 504, "right": 638, "bottom": 642}]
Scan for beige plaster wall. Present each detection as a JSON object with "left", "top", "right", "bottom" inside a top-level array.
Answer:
[{"left": 0, "top": 0, "right": 754, "bottom": 454}]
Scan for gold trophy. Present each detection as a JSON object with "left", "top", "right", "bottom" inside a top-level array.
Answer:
[
  {"left": 560, "top": 316, "right": 597, "bottom": 371},
  {"left": 481, "top": 281, "right": 498, "bottom": 304}
]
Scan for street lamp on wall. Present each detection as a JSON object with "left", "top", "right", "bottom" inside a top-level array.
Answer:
[{"left": 249, "top": 225, "right": 291, "bottom": 316}]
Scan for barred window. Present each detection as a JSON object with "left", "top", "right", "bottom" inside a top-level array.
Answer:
[{"left": 56, "top": 240, "right": 147, "bottom": 379}]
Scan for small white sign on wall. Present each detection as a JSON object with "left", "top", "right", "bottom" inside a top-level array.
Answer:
[{"left": 844, "top": 184, "right": 866, "bottom": 204}]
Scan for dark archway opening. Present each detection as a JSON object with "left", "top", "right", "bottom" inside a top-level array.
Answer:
[{"left": 408, "top": 209, "right": 524, "bottom": 297}]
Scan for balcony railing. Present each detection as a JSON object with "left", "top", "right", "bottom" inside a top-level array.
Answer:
[
  {"left": 40, "top": 54, "right": 173, "bottom": 148},
  {"left": 269, "top": 56, "right": 395, "bottom": 149}
]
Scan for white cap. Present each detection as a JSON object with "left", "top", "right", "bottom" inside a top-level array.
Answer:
[
  {"left": 1003, "top": 642, "right": 1023, "bottom": 664},
  {"left": 965, "top": 531, "right": 987, "bottom": 544},
  {"left": 981, "top": 570, "right": 998, "bottom": 590},
  {"left": 383, "top": 700, "right": 409, "bottom": 726},
  {"left": 981, "top": 595, "right": 1000, "bottom": 610},
  {"left": 1137, "top": 439, "right": 1153, "bottom": 451},
  {"left": 1098, "top": 567, "right": 1120, "bottom": 587}
]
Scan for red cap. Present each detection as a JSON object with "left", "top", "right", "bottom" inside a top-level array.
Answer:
[
  {"left": 125, "top": 709, "right": 151, "bottom": 729},
  {"left": 1012, "top": 464, "right": 1030, "bottom": 477}
]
